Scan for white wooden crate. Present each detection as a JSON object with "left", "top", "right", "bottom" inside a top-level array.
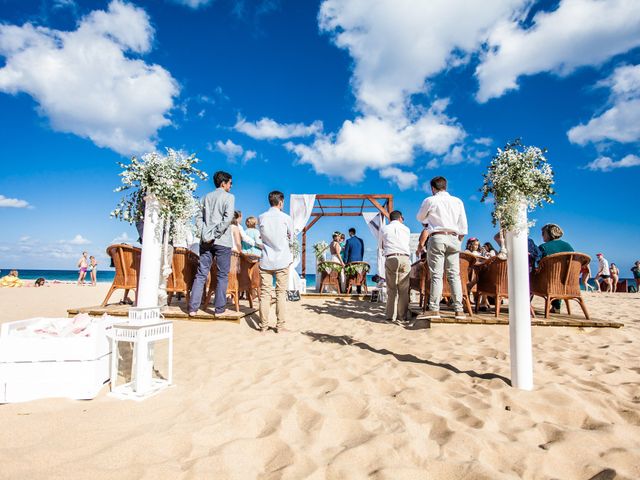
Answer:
[{"left": 0, "top": 316, "right": 118, "bottom": 403}]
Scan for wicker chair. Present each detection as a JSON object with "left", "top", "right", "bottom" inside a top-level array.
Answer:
[
  {"left": 530, "top": 252, "right": 591, "bottom": 319},
  {"left": 345, "top": 261, "right": 370, "bottom": 294},
  {"left": 423, "top": 252, "right": 477, "bottom": 315},
  {"left": 318, "top": 261, "right": 343, "bottom": 293},
  {"left": 205, "top": 251, "right": 242, "bottom": 311},
  {"left": 166, "top": 247, "right": 200, "bottom": 306},
  {"left": 102, "top": 244, "right": 141, "bottom": 306},
  {"left": 239, "top": 253, "right": 261, "bottom": 308},
  {"left": 409, "top": 260, "right": 428, "bottom": 308},
  {"left": 474, "top": 256, "right": 508, "bottom": 317}
]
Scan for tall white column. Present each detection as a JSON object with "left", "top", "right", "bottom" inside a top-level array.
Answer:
[
  {"left": 505, "top": 202, "right": 533, "bottom": 390},
  {"left": 137, "top": 193, "right": 163, "bottom": 309}
]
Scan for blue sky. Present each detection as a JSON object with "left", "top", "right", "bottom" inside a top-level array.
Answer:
[{"left": 0, "top": 0, "right": 639, "bottom": 275}]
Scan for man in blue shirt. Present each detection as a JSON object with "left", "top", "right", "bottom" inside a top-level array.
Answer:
[{"left": 344, "top": 227, "right": 365, "bottom": 293}]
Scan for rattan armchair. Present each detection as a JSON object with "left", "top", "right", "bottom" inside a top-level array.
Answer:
[
  {"left": 166, "top": 247, "right": 200, "bottom": 306},
  {"left": 409, "top": 260, "right": 428, "bottom": 308},
  {"left": 239, "top": 253, "right": 261, "bottom": 308},
  {"left": 474, "top": 256, "right": 508, "bottom": 317},
  {"left": 102, "top": 244, "right": 141, "bottom": 306},
  {"left": 530, "top": 252, "right": 591, "bottom": 319}
]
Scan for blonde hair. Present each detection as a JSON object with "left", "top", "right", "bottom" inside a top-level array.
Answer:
[
  {"left": 542, "top": 224, "right": 564, "bottom": 240},
  {"left": 245, "top": 216, "right": 257, "bottom": 228}
]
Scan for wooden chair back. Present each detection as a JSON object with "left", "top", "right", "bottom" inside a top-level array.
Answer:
[
  {"left": 167, "top": 247, "right": 199, "bottom": 294},
  {"left": 476, "top": 256, "right": 508, "bottom": 297},
  {"left": 531, "top": 252, "right": 590, "bottom": 298},
  {"left": 108, "top": 244, "right": 141, "bottom": 289},
  {"left": 345, "top": 261, "right": 370, "bottom": 293},
  {"left": 424, "top": 252, "right": 477, "bottom": 297},
  {"left": 239, "top": 253, "right": 261, "bottom": 300},
  {"left": 319, "top": 261, "right": 342, "bottom": 293}
]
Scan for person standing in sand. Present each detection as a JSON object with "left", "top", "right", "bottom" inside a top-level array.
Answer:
[
  {"left": 188, "top": 171, "right": 235, "bottom": 317},
  {"left": 595, "top": 253, "right": 612, "bottom": 293},
  {"left": 416, "top": 176, "right": 468, "bottom": 320},
  {"left": 631, "top": 261, "right": 640, "bottom": 293},
  {"left": 258, "top": 191, "right": 294, "bottom": 333},
  {"left": 380, "top": 210, "right": 411, "bottom": 323},
  {"left": 88, "top": 256, "right": 98, "bottom": 286},
  {"left": 76, "top": 251, "right": 88, "bottom": 285}
]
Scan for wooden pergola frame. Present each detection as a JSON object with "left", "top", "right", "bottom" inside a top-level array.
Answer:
[{"left": 301, "top": 194, "right": 394, "bottom": 277}]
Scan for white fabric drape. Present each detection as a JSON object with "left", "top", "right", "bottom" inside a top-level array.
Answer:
[
  {"left": 288, "top": 194, "right": 316, "bottom": 291},
  {"left": 362, "top": 211, "right": 386, "bottom": 279}
]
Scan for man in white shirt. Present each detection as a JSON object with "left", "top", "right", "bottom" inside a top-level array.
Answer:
[
  {"left": 380, "top": 210, "right": 411, "bottom": 323},
  {"left": 416, "top": 176, "right": 468, "bottom": 319},
  {"left": 258, "top": 191, "right": 294, "bottom": 333},
  {"left": 595, "top": 253, "right": 612, "bottom": 293}
]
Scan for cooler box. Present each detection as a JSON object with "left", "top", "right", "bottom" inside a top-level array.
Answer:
[{"left": 0, "top": 316, "right": 117, "bottom": 403}]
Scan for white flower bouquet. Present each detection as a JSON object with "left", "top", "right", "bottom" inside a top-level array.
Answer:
[
  {"left": 312, "top": 241, "right": 329, "bottom": 260},
  {"left": 481, "top": 139, "right": 555, "bottom": 232}
]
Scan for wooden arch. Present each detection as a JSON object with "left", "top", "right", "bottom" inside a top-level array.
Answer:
[{"left": 301, "top": 194, "right": 393, "bottom": 277}]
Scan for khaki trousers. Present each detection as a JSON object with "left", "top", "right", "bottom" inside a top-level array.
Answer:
[
  {"left": 385, "top": 255, "right": 411, "bottom": 320},
  {"left": 427, "top": 234, "right": 462, "bottom": 312},
  {"left": 259, "top": 267, "right": 289, "bottom": 330}
]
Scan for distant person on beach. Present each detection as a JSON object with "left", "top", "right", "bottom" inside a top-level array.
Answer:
[
  {"left": 595, "top": 253, "right": 612, "bottom": 293},
  {"left": 258, "top": 190, "right": 294, "bottom": 333},
  {"left": 416, "top": 176, "right": 468, "bottom": 320},
  {"left": 631, "top": 261, "right": 640, "bottom": 293},
  {"left": 381, "top": 210, "right": 411, "bottom": 323},
  {"left": 88, "top": 256, "right": 98, "bottom": 286},
  {"left": 581, "top": 262, "right": 594, "bottom": 292},
  {"left": 77, "top": 251, "right": 88, "bottom": 285},
  {"left": 344, "top": 227, "right": 365, "bottom": 293},
  {"left": 0, "top": 270, "right": 24, "bottom": 288},
  {"left": 610, "top": 263, "right": 619, "bottom": 292},
  {"left": 34, "top": 277, "right": 45, "bottom": 287},
  {"left": 329, "top": 232, "right": 345, "bottom": 292},
  {"left": 242, "top": 216, "right": 262, "bottom": 257},
  {"left": 188, "top": 170, "right": 235, "bottom": 317}
]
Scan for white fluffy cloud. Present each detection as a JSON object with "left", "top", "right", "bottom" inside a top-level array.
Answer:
[
  {"left": 235, "top": 117, "right": 323, "bottom": 140},
  {"left": 585, "top": 154, "right": 640, "bottom": 172},
  {"left": 0, "top": 195, "right": 30, "bottom": 208},
  {"left": 68, "top": 234, "right": 91, "bottom": 245},
  {"left": 169, "top": 0, "right": 213, "bottom": 9},
  {"left": 568, "top": 64, "right": 640, "bottom": 145},
  {"left": 112, "top": 232, "right": 135, "bottom": 244},
  {"left": 379, "top": 167, "right": 418, "bottom": 190},
  {"left": 285, "top": 107, "right": 465, "bottom": 183},
  {"left": 214, "top": 139, "right": 257, "bottom": 163},
  {"left": 476, "top": 0, "right": 640, "bottom": 102},
  {"left": 0, "top": 0, "right": 179, "bottom": 155},
  {"left": 319, "top": 0, "right": 526, "bottom": 117}
]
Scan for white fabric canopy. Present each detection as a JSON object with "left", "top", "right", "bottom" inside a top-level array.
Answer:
[
  {"left": 288, "top": 194, "right": 316, "bottom": 290},
  {"left": 362, "top": 211, "right": 386, "bottom": 279}
]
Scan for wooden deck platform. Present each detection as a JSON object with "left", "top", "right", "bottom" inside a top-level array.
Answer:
[
  {"left": 67, "top": 301, "right": 257, "bottom": 322},
  {"left": 408, "top": 303, "right": 622, "bottom": 328}
]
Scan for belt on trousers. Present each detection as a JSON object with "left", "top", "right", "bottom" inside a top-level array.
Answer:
[
  {"left": 431, "top": 231, "right": 458, "bottom": 236},
  {"left": 386, "top": 253, "right": 409, "bottom": 258}
]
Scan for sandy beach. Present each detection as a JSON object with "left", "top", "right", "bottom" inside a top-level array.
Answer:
[{"left": 0, "top": 285, "right": 638, "bottom": 479}]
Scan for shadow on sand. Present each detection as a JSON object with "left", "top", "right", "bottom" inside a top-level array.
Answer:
[
  {"left": 301, "top": 330, "right": 511, "bottom": 386},
  {"left": 302, "top": 298, "right": 388, "bottom": 324}
]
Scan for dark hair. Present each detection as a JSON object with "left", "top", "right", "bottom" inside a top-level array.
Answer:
[
  {"left": 348, "top": 228, "right": 356, "bottom": 235},
  {"left": 35, "top": 277, "right": 45, "bottom": 287},
  {"left": 389, "top": 210, "right": 403, "bottom": 221},
  {"left": 268, "top": 190, "right": 284, "bottom": 206},
  {"left": 483, "top": 242, "right": 496, "bottom": 252},
  {"left": 232, "top": 210, "right": 242, "bottom": 225},
  {"left": 430, "top": 176, "right": 447, "bottom": 192},
  {"left": 214, "top": 171, "right": 232, "bottom": 188}
]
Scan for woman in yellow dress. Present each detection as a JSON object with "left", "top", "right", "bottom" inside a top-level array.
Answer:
[{"left": 0, "top": 270, "right": 24, "bottom": 287}]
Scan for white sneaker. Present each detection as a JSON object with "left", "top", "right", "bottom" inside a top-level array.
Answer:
[{"left": 454, "top": 311, "right": 466, "bottom": 320}]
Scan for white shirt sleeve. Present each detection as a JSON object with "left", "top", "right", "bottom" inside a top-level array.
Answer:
[
  {"left": 416, "top": 198, "right": 430, "bottom": 224},
  {"left": 457, "top": 199, "right": 468, "bottom": 236}
]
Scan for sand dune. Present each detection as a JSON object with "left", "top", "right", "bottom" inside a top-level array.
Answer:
[{"left": 0, "top": 285, "right": 638, "bottom": 479}]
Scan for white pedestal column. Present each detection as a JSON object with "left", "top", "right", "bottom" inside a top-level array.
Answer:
[
  {"left": 505, "top": 202, "right": 533, "bottom": 390},
  {"left": 137, "top": 194, "right": 163, "bottom": 308}
]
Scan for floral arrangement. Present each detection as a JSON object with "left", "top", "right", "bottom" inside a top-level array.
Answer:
[
  {"left": 290, "top": 236, "right": 301, "bottom": 260},
  {"left": 111, "top": 149, "right": 207, "bottom": 238},
  {"left": 313, "top": 241, "right": 329, "bottom": 260},
  {"left": 318, "top": 261, "right": 343, "bottom": 274},
  {"left": 344, "top": 263, "right": 370, "bottom": 277},
  {"left": 480, "top": 139, "right": 555, "bottom": 231}
]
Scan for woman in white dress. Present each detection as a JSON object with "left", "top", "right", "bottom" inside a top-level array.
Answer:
[{"left": 329, "top": 232, "right": 345, "bottom": 292}]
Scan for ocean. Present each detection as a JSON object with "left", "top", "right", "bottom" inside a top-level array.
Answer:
[{"left": 3, "top": 269, "right": 634, "bottom": 291}]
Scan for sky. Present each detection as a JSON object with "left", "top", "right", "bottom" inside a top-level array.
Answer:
[{"left": 0, "top": 0, "right": 639, "bottom": 275}]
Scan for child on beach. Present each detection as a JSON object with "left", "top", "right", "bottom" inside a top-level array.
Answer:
[{"left": 88, "top": 256, "right": 98, "bottom": 286}]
